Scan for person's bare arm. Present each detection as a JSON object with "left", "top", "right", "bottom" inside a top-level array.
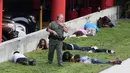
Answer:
[
  {"left": 46, "top": 23, "right": 57, "bottom": 35},
  {"left": 62, "top": 26, "right": 68, "bottom": 33},
  {"left": 47, "top": 28, "right": 54, "bottom": 33},
  {"left": 47, "top": 28, "right": 57, "bottom": 35},
  {"left": 58, "top": 23, "right": 68, "bottom": 33}
]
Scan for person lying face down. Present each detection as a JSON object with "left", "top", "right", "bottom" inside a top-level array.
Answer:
[
  {"left": 67, "top": 24, "right": 99, "bottom": 38},
  {"left": 72, "top": 29, "right": 87, "bottom": 37},
  {"left": 62, "top": 51, "right": 122, "bottom": 65},
  {"left": 84, "top": 23, "right": 99, "bottom": 31},
  {"left": 62, "top": 51, "right": 73, "bottom": 62},
  {"left": 9, "top": 51, "right": 36, "bottom": 66},
  {"left": 36, "top": 38, "right": 48, "bottom": 50},
  {"left": 97, "top": 16, "right": 114, "bottom": 28},
  {"left": 84, "top": 23, "right": 99, "bottom": 36},
  {"left": 36, "top": 39, "right": 115, "bottom": 54},
  {"left": 62, "top": 42, "right": 115, "bottom": 54}
]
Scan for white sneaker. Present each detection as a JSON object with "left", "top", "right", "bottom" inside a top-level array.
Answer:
[
  {"left": 88, "top": 50, "right": 93, "bottom": 53},
  {"left": 81, "top": 35, "right": 87, "bottom": 37},
  {"left": 111, "top": 50, "right": 115, "bottom": 54},
  {"left": 91, "top": 46, "right": 98, "bottom": 50},
  {"left": 71, "top": 35, "right": 76, "bottom": 37}
]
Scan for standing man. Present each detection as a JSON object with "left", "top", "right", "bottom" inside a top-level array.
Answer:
[{"left": 47, "top": 14, "right": 68, "bottom": 66}]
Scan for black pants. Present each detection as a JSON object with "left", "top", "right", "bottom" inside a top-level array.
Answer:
[
  {"left": 16, "top": 58, "right": 28, "bottom": 65},
  {"left": 63, "top": 42, "right": 112, "bottom": 53},
  {"left": 72, "top": 44, "right": 112, "bottom": 53},
  {"left": 48, "top": 39, "right": 63, "bottom": 66}
]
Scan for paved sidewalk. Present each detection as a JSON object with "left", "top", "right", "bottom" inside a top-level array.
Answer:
[{"left": 100, "top": 58, "right": 130, "bottom": 73}]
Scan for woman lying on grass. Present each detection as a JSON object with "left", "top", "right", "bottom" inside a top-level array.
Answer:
[
  {"left": 62, "top": 51, "right": 122, "bottom": 65},
  {"left": 36, "top": 38, "right": 48, "bottom": 50}
]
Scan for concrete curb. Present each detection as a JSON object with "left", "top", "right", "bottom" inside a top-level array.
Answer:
[{"left": 100, "top": 58, "right": 130, "bottom": 73}]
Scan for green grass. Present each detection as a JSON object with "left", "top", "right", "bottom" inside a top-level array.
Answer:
[{"left": 0, "top": 19, "right": 130, "bottom": 73}]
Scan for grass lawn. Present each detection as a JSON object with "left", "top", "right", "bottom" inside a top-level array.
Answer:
[{"left": 0, "top": 19, "right": 130, "bottom": 73}]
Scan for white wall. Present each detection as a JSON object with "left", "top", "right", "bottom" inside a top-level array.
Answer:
[
  {"left": 0, "top": 6, "right": 119, "bottom": 63},
  {"left": 64, "top": 6, "right": 119, "bottom": 36},
  {"left": 0, "top": 29, "right": 49, "bottom": 63}
]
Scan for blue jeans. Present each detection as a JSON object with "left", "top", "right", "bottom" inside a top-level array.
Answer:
[
  {"left": 73, "top": 44, "right": 93, "bottom": 51},
  {"left": 91, "top": 58, "right": 110, "bottom": 64}
]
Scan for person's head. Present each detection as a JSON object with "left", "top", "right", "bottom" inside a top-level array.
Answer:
[
  {"left": 73, "top": 31, "right": 84, "bottom": 37},
  {"left": 57, "top": 14, "right": 64, "bottom": 22},
  {"left": 62, "top": 51, "right": 73, "bottom": 62},
  {"left": 37, "top": 38, "right": 47, "bottom": 49},
  {"left": 74, "top": 54, "right": 81, "bottom": 62},
  {"left": 98, "top": 7, "right": 101, "bottom": 11},
  {"left": 13, "top": 51, "right": 20, "bottom": 54}
]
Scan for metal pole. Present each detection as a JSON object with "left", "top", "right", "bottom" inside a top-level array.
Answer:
[{"left": 40, "top": 6, "right": 43, "bottom": 30}]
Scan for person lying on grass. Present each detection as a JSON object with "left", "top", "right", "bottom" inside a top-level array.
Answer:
[
  {"left": 36, "top": 38, "right": 48, "bottom": 50},
  {"left": 84, "top": 23, "right": 99, "bottom": 36},
  {"left": 36, "top": 38, "right": 65, "bottom": 50},
  {"left": 36, "top": 39, "right": 115, "bottom": 54},
  {"left": 63, "top": 42, "right": 115, "bottom": 54},
  {"left": 72, "top": 29, "right": 88, "bottom": 37},
  {"left": 66, "top": 29, "right": 89, "bottom": 38},
  {"left": 9, "top": 51, "right": 36, "bottom": 66},
  {"left": 66, "top": 23, "right": 99, "bottom": 38},
  {"left": 62, "top": 51, "right": 122, "bottom": 65}
]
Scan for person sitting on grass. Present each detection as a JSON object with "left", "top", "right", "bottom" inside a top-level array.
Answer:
[
  {"left": 9, "top": 51, "right": 36, "bottom": 66},
  {"left": 62, "top": 51, "right": 122, "bottom": 65},
  {"left": 36, "top": 38, "right": 48, "bottom": 50},
  {"left": 63, "top": 42, "right": 115, "bottom": 54}
]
